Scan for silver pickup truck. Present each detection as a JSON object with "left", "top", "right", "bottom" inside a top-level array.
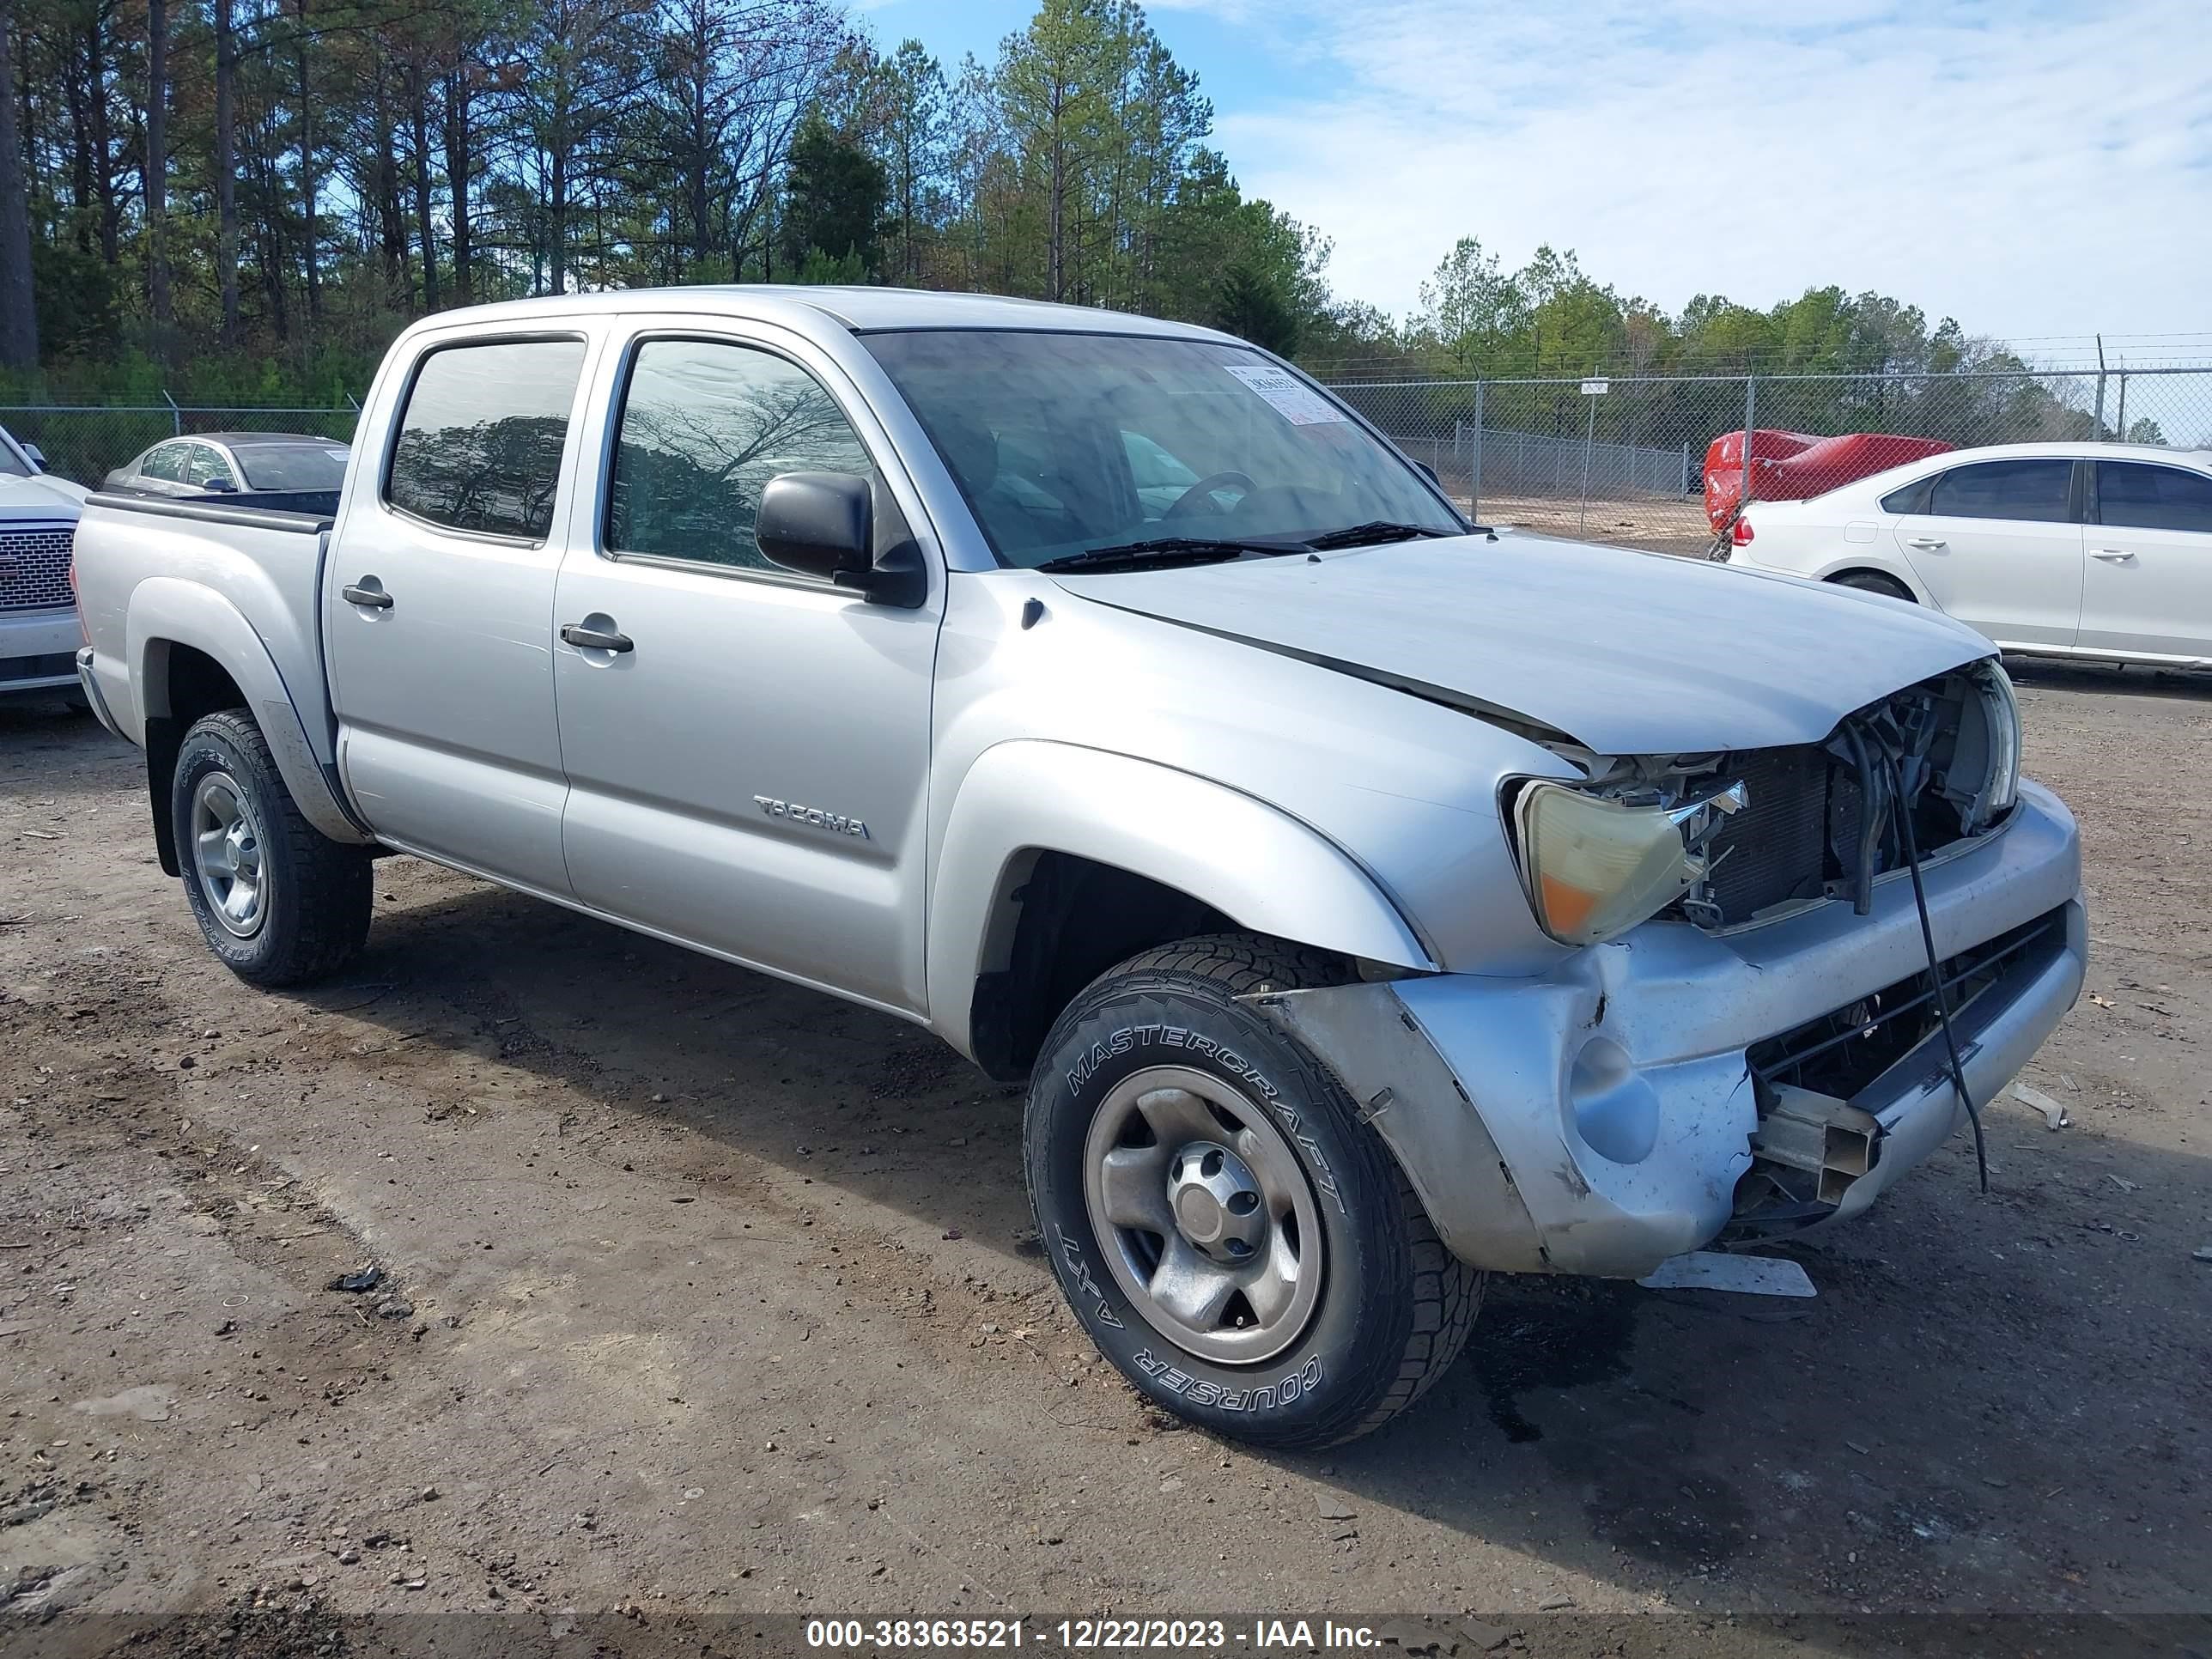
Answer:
[{"left": 71, "top": 288, "right": 2085, "bottom": 1448}]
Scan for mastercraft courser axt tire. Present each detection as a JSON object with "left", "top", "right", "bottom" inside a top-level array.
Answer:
[
  {"left": 1025, "top": 934, "right": 1483, "bottom": 1449},
  {"left": 172, "top": 709, "right": 373, "bottom": 988}
]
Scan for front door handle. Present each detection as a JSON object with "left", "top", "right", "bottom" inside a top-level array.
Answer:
[
  {"left": 1905, "top": 537, "right": 1947, "bottom": 550},
  {"left": 561, "top": 623, "right": 635, "bottom": 653},
  {"left": 341, "top": 581, "right": 393, "bottom": 609},
  {"left": 2091, "top": 548, "right": 2136, "bottom": 563}
]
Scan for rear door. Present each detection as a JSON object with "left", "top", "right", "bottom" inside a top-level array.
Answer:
[
  {"left": 2079, "top": 459, "right": 2212, "bottom": 659},
  {"left": 550, "top": 324, "right": 944, "bottom": 1014},
  {"left": 324, "top": 328, "right": 596, "bottom": 894},
  {"left": 1890, "top": 458, "right": 2083, "bottom": 647}
]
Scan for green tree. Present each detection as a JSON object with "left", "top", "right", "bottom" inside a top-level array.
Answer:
[{"left": 779, "top": 110, "right": 887, "bottom": 276}]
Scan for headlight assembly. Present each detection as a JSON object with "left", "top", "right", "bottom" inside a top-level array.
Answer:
[
  {"left": 1978, "top": 659, "right": 2021, "bottom": 817},
  {"left": 1511, "top": 778, "right": 1745, "bottom": 947}
]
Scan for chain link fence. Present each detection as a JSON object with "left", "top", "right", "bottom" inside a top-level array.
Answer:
[
  {"left": 0, "top": 403, "right": 361, "bottom": 492},
  {"left": 1320, "top": 366, "right": 2212, "bottom": 557}
]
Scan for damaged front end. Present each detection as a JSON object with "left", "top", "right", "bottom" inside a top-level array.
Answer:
[
  {"left": 1500, "top": 658, "right": 2035, "bottom": 1238},
  {"left": 1253, "top": 656, "right": 2077, "bottom": 1281},
  {"left": 1505, "top": 659, "right": 2022, "bottom": 943}
]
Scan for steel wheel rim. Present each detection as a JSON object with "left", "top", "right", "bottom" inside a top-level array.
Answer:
[
  {"left": 1081, "top": 1064, "right": 1324, "bottom": 1365},
  {"left": 190, "top": 771, "right": 267, "bottom": 939}
]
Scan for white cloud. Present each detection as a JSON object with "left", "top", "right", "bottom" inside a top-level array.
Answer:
[{"left": 1209, "top": 0, "right": 2212, "bottom": 342}]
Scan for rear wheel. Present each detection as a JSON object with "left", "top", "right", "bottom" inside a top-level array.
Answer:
[
  {"left": 1831, "top": 570, "right": 1914, "bottom": 602},
  {"left": 1025, "top": 934, "right": 1483, "bottom": 1448},
  {"left": 172, "top": 710, "right": 372, "bottom": 986}
]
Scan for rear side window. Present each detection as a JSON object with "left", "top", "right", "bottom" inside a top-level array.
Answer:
[
  {"left": 139, "top": 443, "right": 187, "bottom": 483},
  {"left": 605, "top": 337, "right": 873, "bottom": 573},
  {"left": 386, "top": 338, "right": 588, "bottom": 538},
  {"left": 1927, "top": 459, "right": 2075, "bottom": 524},
  {"left": 1880, "top": 476, "right": 1935, "bottom": 515},
  {"left": 2098, "top": 462, "right": 2212, "bottom": 533}
]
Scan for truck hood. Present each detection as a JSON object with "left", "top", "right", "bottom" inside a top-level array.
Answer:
[
  {"left": 0, "top": 472, "right": 88, "bottom": 514},
  {"left": 1051, "top": 532, "right": 1991, "bottom": 754}
]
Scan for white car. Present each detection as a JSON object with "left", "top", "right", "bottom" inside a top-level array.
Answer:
[
  {"left": 0, "top": 422, "right": 90, "bottom": 698},
  {"left": 1723, "top": 441, "right": 2212, "bottom": 665}
]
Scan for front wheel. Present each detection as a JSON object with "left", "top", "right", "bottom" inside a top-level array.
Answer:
[
  {"left": 1025, "top": 935, "right": 1482, "bottom": 1449},
  {"left": 172, "top": 709, "right": 373, "bottom": 986}
]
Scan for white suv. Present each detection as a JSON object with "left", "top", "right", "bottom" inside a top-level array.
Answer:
[
  {"left": 0, "top": 423, "right": 90, "bottom": 698},
  {"left": 1723, "top": 441, "right": 2212, "bottom": 666}
]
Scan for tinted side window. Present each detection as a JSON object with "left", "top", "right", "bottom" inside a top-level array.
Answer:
[
  {"left": 140, "top": 443, "right": 186, "bottom": 482},
  {"left": 386, "top": 338, "right": 587, "bottom": 538},
  {"left": 607, "top": 338, "right": 872, "bottom": 573},
  {"left": 2098, "top": 462, "right": 2212, "bottom": 534},
  {"left": 1881, "top": 476, "right": 1934, "bottom": 515},
  {"left": 1928, "top": 459, "right": 2074, "bottom": 523}
]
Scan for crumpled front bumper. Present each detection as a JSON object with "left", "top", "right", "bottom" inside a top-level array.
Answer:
[{"left": 1250, "top": 780, "right": 2085, "bottom": 1279}]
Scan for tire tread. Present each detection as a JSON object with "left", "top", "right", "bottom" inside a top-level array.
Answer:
[
  {"left": 177, "top": 710, "right": 372, "bottom": 987},
  {"left": 1062, "top": 933, "right": 1484, "bottom": 1447}
]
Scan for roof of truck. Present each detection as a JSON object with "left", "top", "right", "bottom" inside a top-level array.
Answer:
[{"left": 397, "top": 285, "right": 1238, "bottom": 342}]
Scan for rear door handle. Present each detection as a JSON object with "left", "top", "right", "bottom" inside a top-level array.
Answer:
[
  {"left": 341, "top": 582, "right": 392, "bottom": 609},
  {"left": 561, "top": 623, "right": 635, "bottom": 653},
  {"left": 1905, "top": 537, "right": 1947, "bottom": 550},
  {"left": 2090, "top": 548, "right": 2136, "bottom": 562}
]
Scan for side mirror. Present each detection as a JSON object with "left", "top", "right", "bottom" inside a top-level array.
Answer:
[
  {"left": 21, "top": 443, "right": 46, "bottom": 471},
  {"left": 757, "top": 470, "right": 927, "bottom": 607},
  {"left": 203, "top": 477, "right": 238, "bottom": 495},
  {"left": 757, "top": 471, "right": 872, "bottom": 584},
  {"left": 1413, "top": 459, "right": 1442, "bottom": 488}
]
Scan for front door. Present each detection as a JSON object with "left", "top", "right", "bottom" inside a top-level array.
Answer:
[
  {"left": 2077, "top": 459, "right": 2212, "bottom": 659},
  {"left": 1891, "top": 457, "right": 2083, "bottom": 647},
  {"left": 550, "top": 328, "right": 943, "bottom": 1015},
  {"left": 325, "top": 330, "right": 594, "bottom": 894}
]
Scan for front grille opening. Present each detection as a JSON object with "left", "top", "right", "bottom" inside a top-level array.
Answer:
[
  {"left": 1674, "top": 668, "right": 1995, "bottom": 930},
  {"left": 0, "top": 526, "right": 77, "bottom": 611},
  {"left": 1745, "top": 907, "right": 2065, "bottom": 1103}
]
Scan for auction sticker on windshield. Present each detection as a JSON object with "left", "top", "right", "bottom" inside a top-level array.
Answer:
[{"left": 1224, "top": 362, "right": 1347, "bottom": 426}]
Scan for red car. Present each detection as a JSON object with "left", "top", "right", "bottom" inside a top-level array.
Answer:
[{"left": 1705, "top": 429, "right": 1954, "bottom": 532}]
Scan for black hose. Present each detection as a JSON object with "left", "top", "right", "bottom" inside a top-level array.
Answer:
[
  {"left": 1838, "top": 720, "right": 1884, "bottom": 915},
  {"left": 1885, "top": 745, "right": 1990, "bottom": 1194}
]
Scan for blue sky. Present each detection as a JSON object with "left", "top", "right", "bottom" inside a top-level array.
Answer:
[{"left": 859, "top": 0, "right": 2210, "bottom": 351}]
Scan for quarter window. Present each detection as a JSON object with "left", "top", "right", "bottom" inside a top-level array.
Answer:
[
  {"left": 2097, "top": 462, "right": 2212, "bottom": 534},
  {"left": 607, "top": 338, "right": 873, "bottom": 573},
  {"left": 386, "top": 337, "right": 587, "bottom": 538},
  {"left": 1927, "top": 459, "right": 2075, "bottom": 524}
]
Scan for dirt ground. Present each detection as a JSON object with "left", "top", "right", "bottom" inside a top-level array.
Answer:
[{"left": 2, "top": 662, "right": 2209, "bottom": 1659}]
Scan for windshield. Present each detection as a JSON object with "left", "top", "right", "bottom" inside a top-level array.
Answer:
[
  {"left": 862, "top": 331, "right": 1460, "bottom": 568},
  {"left": 0, "top": 428, "right": 30, "bottom": 478},
  {"left": 236, "top": 442, "right": 349, "bottom": 491}
]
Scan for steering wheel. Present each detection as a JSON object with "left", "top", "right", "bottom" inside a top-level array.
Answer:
[{"left": 1164, "top": 471, "right": 1256, "bottom": 519}]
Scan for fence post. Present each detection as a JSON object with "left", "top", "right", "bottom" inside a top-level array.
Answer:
[
  {"left": 1469, "top": 380, "right": 1484, "bottom": 524},
  {"left": 2114, "top": 369, "right": 2128, "bottom": 441},
  {"left": 162, "top": 391, "right": 181, "bottom": 436},
  {"left": 1578, "top": 385, "right": 1598, "bottom": 533},
  {"left": 1740, "top": 374, "right": 1758, "bottom": 514},
  {"left": 2094, "top": 334, "right": 2108, "bottom": 437}
]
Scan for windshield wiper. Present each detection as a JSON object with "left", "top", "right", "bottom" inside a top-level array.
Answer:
[
  {"left": 1036, "top": 537, "right": 1309, "bottom": 574},
  {"left": 1299, "top": 520, "right": 1460, "bottom": 551}
]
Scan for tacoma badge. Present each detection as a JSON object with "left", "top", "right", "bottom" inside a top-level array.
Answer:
[{"left": 754, "top": 795, "right": 869, "bottom": 839}]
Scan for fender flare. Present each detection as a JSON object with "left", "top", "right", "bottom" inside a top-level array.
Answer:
[
  {"left": 926, "top": 740, "right": 1434, "bottom": 1060},
  {"left": 130, "top": 578, "right": 372, "bottom": 849}
]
